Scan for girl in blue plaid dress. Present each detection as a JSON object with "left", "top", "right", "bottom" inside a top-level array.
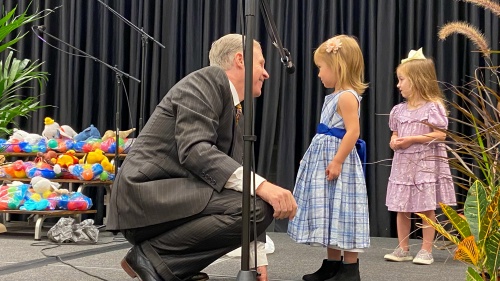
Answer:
[{"left": 288, "top": 35, "right": 370, "bottom": 281}]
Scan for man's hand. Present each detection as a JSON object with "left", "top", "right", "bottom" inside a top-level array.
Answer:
[{"left": 256, "top": 181, "right": 297, "bottom": 220}]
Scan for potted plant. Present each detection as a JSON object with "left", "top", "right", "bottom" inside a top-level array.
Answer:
[
  {"left": 416, "top": 1, "right": 500, "bottom": 280},
  {"left": 0, "top": 3, "right": 53, "bottom": 138}
]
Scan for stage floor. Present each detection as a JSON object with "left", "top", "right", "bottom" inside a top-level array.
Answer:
[{"left": 0, "top": 226, "right": 467, "bottom": 281}]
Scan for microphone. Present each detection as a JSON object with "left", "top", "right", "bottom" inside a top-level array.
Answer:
[
  {"left": 273, "top": 42, "right": 295, "bottom": 74},
  {"left": 262, "top": 0, "right": 295, "bottom": 75},
  {"left": 282, "top": 48, "right": 296, "bottom": 74},
  {"left": 37, "top": 25, "right": 46, "bottom": 31}
]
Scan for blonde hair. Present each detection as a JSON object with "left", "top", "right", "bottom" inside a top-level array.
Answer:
[
  {"left": 397, "top": 59, "right": 446, "bottom": 107},
  {"left": 313, "top": 35, "right": 368, "bottom": 94},
  {"left": 209, "top": 34, "right": 261, "bottom": 70}
]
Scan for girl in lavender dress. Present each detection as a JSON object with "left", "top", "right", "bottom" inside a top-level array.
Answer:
[
  {"left": 384, "top": 48, "right": 456, "bottom": 265},
  {"left": 288, "top": 35, "right": 369, "bottom": 281}
]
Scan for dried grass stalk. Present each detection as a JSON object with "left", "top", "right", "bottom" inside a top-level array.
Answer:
[{"left": 439, "top": 22, "right": 491, "bottom": 57}]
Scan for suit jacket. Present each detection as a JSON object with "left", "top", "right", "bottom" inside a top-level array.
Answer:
[{"left": 107, "top": 66, "right": 243, "bottom": 230}]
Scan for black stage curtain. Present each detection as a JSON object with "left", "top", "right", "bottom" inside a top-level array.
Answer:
[{"left": 3, "top": 0, "right": 499, "bottom": 236}]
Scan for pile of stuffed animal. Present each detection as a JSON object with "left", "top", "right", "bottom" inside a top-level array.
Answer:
[
  {"left": 1, "top": 117, "right": 135, "bottom": 154},
  {"left": 0, "top": 177, "right": 92, "bottom": 211},
  {"left": 0, "top": 117, "right": 136, "bottom": 181}
]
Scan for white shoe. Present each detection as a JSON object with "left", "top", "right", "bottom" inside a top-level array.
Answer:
[
  {"left": 412, "top": 249, "right": 434, "bottom": 265},
  {"left": 384, "top": 247, "right": 413, "bottom": 262}
]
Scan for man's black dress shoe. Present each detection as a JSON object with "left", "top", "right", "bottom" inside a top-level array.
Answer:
[
  {"left": 186, "top": 272, "right": 209, "bottom": 281},
  {"left": 121, "top": 246, "right": 163, "bottom": 281}
]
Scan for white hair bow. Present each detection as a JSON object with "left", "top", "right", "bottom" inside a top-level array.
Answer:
[{"left": 401, "top": 47, "right": 426, "bottom": 64}]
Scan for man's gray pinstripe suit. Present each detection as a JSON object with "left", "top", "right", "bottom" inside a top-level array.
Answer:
[{"left": 107, "top": 66, "right": 273, "bottom": 281}]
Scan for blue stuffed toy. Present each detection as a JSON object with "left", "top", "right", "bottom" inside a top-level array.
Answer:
[{"left": 74, "top": 125, "right": 101, "bottom": 142}]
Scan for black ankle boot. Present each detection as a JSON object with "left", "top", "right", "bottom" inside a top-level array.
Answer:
[
  {"left": 303, "top": 259, "right": 342, "bottom": 281},
  {"left": 328, "top": 259, "right": 360, "bottom": 281}
]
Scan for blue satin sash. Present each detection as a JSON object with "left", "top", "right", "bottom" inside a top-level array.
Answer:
[{"left": 316, "top": 123, "right": 366, "bottom": 174}]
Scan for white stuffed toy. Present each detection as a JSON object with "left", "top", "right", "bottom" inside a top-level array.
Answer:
[
  {"left": 42, "top": 117, "right": 78, "bottom": 140},
  {"left": 31, "top": 176, "right": 62, "bottom": 194},
  {"left": 9, "top": 128, "right": 28, "bottom": 141},
  {"left": 9, "top": 128, "right": 44, "bottom": 145}
]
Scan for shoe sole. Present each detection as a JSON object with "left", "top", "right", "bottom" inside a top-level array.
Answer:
[
  {"left": 121, "top": 258, "right": 142, "bottom": 281},
  {"left": 413, "top": 258, "right": 434, "bottom": 265},
  {"left": 384, "top": 255, "right": 413, "bottom": 262},
  {"left": 121, "top": 258, "right": 209, "bottom": 281}
]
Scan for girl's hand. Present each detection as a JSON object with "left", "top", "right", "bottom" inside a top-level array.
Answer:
[
  {"left": 394, "top": 136, "right": 413, "bottom": 149},
  {"left": 389, "top": 139, "right": 399, "bottom": 150},
  {"left": 326, "top": 160, "right": 342, "bottom": 181}
]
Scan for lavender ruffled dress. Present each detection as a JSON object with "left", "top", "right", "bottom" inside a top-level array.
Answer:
[{"left": 386, "top": 102, "right": 456, "bottom": 212}]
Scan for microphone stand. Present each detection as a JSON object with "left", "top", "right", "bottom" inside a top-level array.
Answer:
[
  {"left": 32, "top": 26, "right": 140, "bottom": 176},
  {"left": 97, "top": 0, "right": 165, "bottom": 133},
  {"left": 237, "top": 0, "right": 257, "bottom": 280},
  {"left": 238, "top": 0, "right": 294, "bottom": 280}
]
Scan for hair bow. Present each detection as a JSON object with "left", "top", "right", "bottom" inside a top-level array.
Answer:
[{"left": 401, "top": 47, "right": 426, "bottom": 64}]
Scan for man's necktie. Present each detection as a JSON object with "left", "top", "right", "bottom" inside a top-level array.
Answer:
[{"left": 235, "top": 103, "right": 242, "bottom": 124}]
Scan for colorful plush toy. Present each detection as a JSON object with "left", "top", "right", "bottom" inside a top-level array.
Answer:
[
  {"left": 101, "top": 128, "right": 136, "bottom": 141},
  {"left": 74, "top": 124, "right": 101, "bottom": 142},
  {"left": 80, "top": 149, "right": 115, "bottom": 173},
  {"left": 36, "top": 150, "right": 58, "bottom": 165},
  {"left": 55, "top": 150, "right": 79, "bottom": 169},
  {"left": 31, "top": 176, "right": 63, "bottom": 194},
  {"left": 42, "top": 117, "right": 78, "bottom": 140},
  {"left": 9, "top": 128, "right": 44, "bottom": 146},
  {"left": 20, "top": 177, "right": 64, "bottom": 211},
  {"left": 31, "top": 177, "right": 54, "bottom": 199}
]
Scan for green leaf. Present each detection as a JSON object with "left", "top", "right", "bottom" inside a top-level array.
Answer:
[
  {"left": 416, "top": 213, "right": 461, "bottom": 245},
  {"left": 466, "top": 267, "right": 485, "bottom": 281},
  {"left": 482, "top": 189, "right": 500, "bottom": 240},
  {"left": 465, "top": 181, "right": 488, "bottom": 242},
  {"left": 484, "top": 232, "right": 500, "bottom": 280},
  {"left": 440, "top": 203, "right": 472, "bottom": 238},
  {"left": 0, "top": 6, "right": 17, "bottom": 28},
  {"left": 0, "top": 4, "right": 55, "bottom": 53},
  {"left": 0, "top": 49, "right": 48, "bottom": 135}
]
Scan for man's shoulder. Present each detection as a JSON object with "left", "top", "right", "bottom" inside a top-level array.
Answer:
[
  {"left": 168, "top": 66, "right": 230, "bottom": 101},
  {"left": 190, "top": 65, "right": 226, "bottom": 78},
  {"left": 180, "top": 66, "right": 230, "bottom": 91}
]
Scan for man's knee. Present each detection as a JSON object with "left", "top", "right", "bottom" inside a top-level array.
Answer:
[{"left": 254, "top": 199, "right": 273, "bottom": 229}]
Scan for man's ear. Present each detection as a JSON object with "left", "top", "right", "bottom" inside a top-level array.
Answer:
[{"left": 234, "top": 52, "right": 244, "bottom": 68}]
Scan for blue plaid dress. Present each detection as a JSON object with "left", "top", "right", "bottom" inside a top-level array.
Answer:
[{"left": 288, "top": 90, "right": 370, "bottom": 250}]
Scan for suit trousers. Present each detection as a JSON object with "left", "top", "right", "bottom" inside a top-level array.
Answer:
[{"left": 121, "top": 188, "right": 274, "bottom": 281}]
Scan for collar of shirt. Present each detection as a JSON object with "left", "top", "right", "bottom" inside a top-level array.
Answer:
[{"left": 228, "top": 80, "right": 240, "bottom": 107}]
